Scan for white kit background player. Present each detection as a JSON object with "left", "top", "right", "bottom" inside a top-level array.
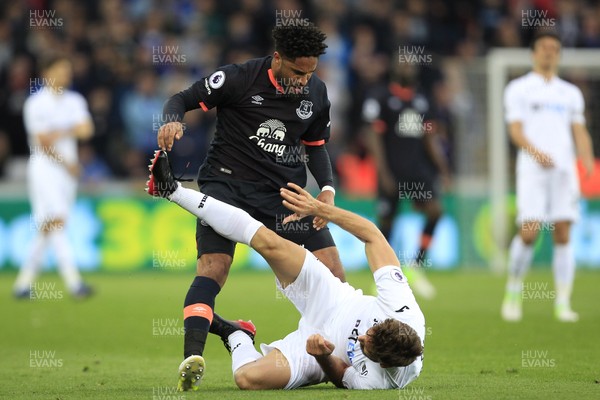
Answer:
[
  {"left": 147, "top": 150, "right": 425, "bottom": 390},
  {"left": 14, "top": 55, "right": 94, "bottom": 299},
  {"left": 501, "top": 32, "right": 595, "bottom": 322}
]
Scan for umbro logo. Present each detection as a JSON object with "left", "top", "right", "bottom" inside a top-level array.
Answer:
[
  {"left": 198, "top": 194, "right": 208, "bottom": 208},
  {"left": 251, "top": 95, "right": 264, "bottom": 105},
  {"left": 360, "top": 363, "right": 368, "bottom": 376}
]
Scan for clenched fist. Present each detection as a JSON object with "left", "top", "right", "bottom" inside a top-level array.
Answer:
[{"left": 306, "top": 334, "right": 335, "bottom": 357}]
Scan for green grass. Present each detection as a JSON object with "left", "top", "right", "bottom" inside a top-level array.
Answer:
[{"left": 1, "top": 269, "right": 599, "bottom": 399}]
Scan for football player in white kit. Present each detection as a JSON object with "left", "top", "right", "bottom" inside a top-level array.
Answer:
[
  {"left": 147, "top": 150, "right": 425, "bottom": 391},
  {"left": 13, "top": 55, "right": 94, "bottom": 299},
  {"left": 501, "top": 32, "right": 595, "bottom": 322}
]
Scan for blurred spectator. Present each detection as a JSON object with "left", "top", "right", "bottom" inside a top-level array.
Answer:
[
  {"left": 0, "top": 0, "right": 598, "bottom": 181},
  {"left": 0, "top": 55, "right": 33, "bottom": 157},
  {"left": 79, "top": 143, "right": 111, "bottom": 183},
  {"left": 120, "top": 68, "right": 163, "bottom": 177}
]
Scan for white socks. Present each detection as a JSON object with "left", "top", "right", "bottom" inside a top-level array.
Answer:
[
  {"left": 49, "top": 230, "right": 83, "bottom": 292},
  {"left": 14, "top": 233, "right": 47, "bottom": 292},
  {"left": 553, "top": 243, "right": 575, "bottom": 307},
  {"left": 228, "top": 331, "right": 261, "bottom": 373},
  {"left": 169, "top": 185, "right": 263, "bottom": 246},
  {"left": 14, "top": 229, "right": 83, "bottom": 293},
  {"left": 506, "top": 236, "right": 534, "bottom": 293},
  {"left": 506, "top": 235, "right": 576, "bottom": 308}
]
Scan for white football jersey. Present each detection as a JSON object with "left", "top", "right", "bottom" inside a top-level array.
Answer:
[
  {"left": 325, "top": 266, "right": 426, "bottom": 389},
  {"left": 24, "top": 88, "right": 91, "bottom": 170},
  {"left": 504, "top": 71, "right": 585, "bottom": 171}
]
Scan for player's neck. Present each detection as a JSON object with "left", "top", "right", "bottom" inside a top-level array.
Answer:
[{"left": 532, "top": 67, "right": 556, "bottom": 82}]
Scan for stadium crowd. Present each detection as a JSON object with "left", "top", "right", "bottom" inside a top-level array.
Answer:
[{"left": 1, "top": 0, "right": 599, "bottom": 190}]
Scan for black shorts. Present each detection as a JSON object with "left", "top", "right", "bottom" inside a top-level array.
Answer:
[
  {"left": 377, "top": 174, "right": 440, "bottom": 219},
  {"left": 195, "top": 180, "right": 336, "bottom": 258}
]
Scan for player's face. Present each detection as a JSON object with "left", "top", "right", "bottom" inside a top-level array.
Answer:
[
  {"left": 45, "top": 60, "right": 73, "bottom": 90},
  {"left": 273, "top": 53, "right": 318, "bottom": 93},
  {"left": 357, "top": 328, "right": 378, "bottom": 362},
  {"left": 532, "top": 37, "right": 561, "bottom": 71}
]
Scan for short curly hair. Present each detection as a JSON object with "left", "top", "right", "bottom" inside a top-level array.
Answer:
[
  {"left": 272, "top": 24, "right": 327, "bottom": 59},
  {"left": 530, "top": 30, "right": 561, "bottom": 50},
  {"left": 370, "top": 319, "right": 423, "bottom": 367}
]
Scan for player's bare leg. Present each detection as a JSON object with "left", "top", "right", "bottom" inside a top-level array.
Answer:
[
  {"left": 501, "top": 223, "right": 539, "bottom": 321},
  {"left": 234, "top": 348, "right": 291, "bottom": 390},
  {"left": 249, "top": 228, "right": 305, "bottom": 285},
  {"left": 552, "top": 220, "right": 578, "bottom": 322},
  {"left": 196, "top": 254, "right": 231, "bottom": 287}
]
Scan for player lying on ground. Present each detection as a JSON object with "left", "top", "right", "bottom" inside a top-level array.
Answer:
[{"left": 147, "top": 150, "right": 425, "bottom": 390}]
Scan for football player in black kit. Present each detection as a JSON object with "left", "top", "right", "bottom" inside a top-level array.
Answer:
[
  {"left": 362, "top": 62, "right": 450, "bottom": 299},
  {"left": 156, "top": 24, "right": 344, "bottom": 391}
]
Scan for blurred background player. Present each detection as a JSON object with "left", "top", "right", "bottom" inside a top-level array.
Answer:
[
  {"left": 362, "top": 62, "right": 450, "bottom": 299},
  {"left": 156, "top": 24, "right": 344, "bottom": 379},
  {"left": 501, "top": 31, "right": 595, "bottom": 322},
  {"left": 13, "top": 55, "right": 94, "bottom": 299}
]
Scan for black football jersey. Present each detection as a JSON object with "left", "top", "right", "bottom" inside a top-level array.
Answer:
[
  {"left": 362, "top": 83, "right": 436, "bottom": 177},
  {"left": 172, "top": 56, "right": 331, "bottom": 190}
]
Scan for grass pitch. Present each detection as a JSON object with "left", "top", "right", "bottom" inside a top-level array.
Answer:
[{"left": 1, "top": 268, "right": 599, "bottom": 400}]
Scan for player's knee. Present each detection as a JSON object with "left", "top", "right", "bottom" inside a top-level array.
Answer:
[
  {"left": 252, "top": 229, "right": 283, "bottom": 256},
  {"left": 519, "top": 228, "right": 538, "bottom": 245},
  {"left": 520, "top": 234, "right": 537, "bottom": 246},
  {"left": 196, "top": 254, "right": 232, "bottom": 285},
  {"left": 234, "top": 367, "right": 266, "bottom": 390},
  {"left": 552, "top": 226, "right": 570, "bottom": 244},
  {"left": 41, "top": 218, "right": 64, "bottom": 233}
]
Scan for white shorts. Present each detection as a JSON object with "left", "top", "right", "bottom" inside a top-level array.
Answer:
[
  {"left": 28, "top": 161, "right": 76, "bottom": 225},
  {"left": 516, "top": 166, "right": 579, "bottom": 224},
  {"left": 260, "top": 319, "right": 326, "bottom": 389},
  {"left": 260, "top": 250, "right": 363, "bottom": 389}
]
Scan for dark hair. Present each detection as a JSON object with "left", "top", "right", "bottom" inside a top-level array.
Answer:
[
  {"left": 272, "top": 24, "right": 327, "bottom": 59},
  {"left": 530, "top": 31, "right": 561, "bottom": 50},
  {"left": 39, "top": 54, "right": 70, "bottom": 71},
  {"left": 370, "top": 319, "right": 423, "bottom": 367}
]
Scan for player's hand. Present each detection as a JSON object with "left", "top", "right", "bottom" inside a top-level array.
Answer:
[
  {"left": 532, "top": 149, "right": 555, "bottom": 169},
  {"left": 306, "top": 334, "right": 335, "bottom": 357},
  {"left": 157, "top": 122, "right": 184, "bottom": 151},
  {"left": 312, "top": 190, "right": 334, "bottom": 230},
  {"left": 65, "top": 162, "right": 81, "bottom": 178},
  {"left": 280, "top": 182, "right": 320, "bottom": 224}
]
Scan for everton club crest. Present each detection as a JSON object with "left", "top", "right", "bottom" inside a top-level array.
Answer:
[{"left": 296, "top": 100, "right": 313, "bottom": 120}]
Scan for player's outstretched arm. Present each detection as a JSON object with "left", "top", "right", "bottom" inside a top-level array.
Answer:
[{"left": 281, "top": 183, "right": 400, "bottom": 273}]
